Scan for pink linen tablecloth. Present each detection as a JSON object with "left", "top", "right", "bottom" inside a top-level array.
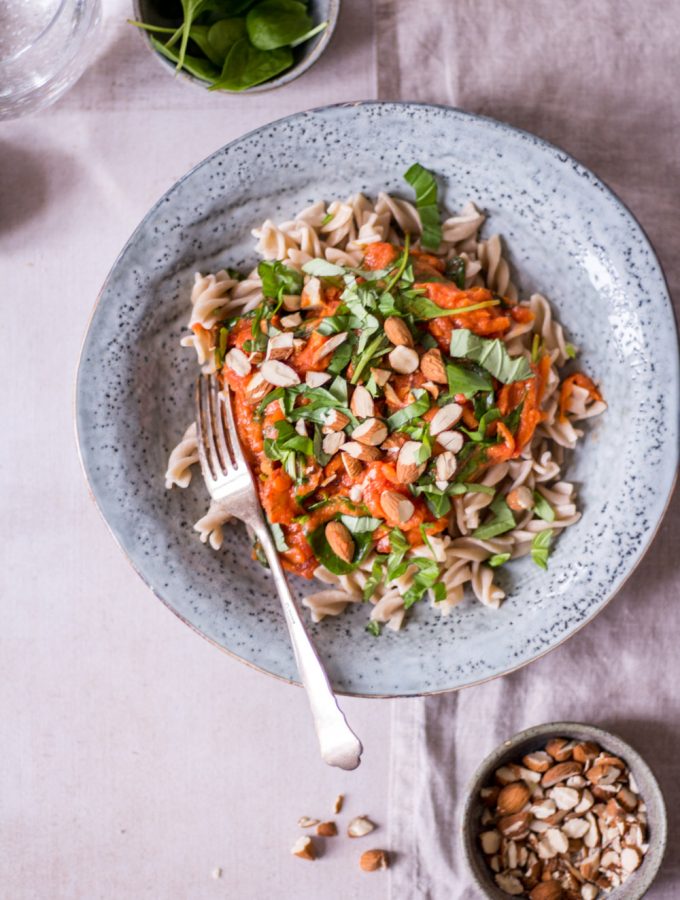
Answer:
[
  {"left": 1, "top": 1, "right": 678, "bottom": 898},
  {"left": 380, "top": 2, "right": 680, "bottom": 898}
]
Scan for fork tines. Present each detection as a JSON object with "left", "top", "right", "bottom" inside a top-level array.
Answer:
[{"left": 195, "top": 374, "right": 242, "bottom": 481}]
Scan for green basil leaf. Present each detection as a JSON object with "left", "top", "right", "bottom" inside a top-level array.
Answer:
[
  {"left": 471, "top": 495, "right": 516, "bottom": 540},
  {"left": 339, "top": 515, "right": 383, "bottom": 534},
  {"left": 446, "top": 362, "right": 493, "bottom": 398},
  {"left": 302, "top": 258, "right": 346, "bottom": 277},
  {"left": 365, "top": 620, "right": 381, "bottom": 637},
  {"left": 460, "top": 408, "right": 502, "bottom": 442},
  {"left": 327, "top": 337, "right": 355, "bottom": 376},
  {"left": 403, "top": 557, "right": 442, "bottom": 609},
  {"left": 403, "top": 163, "right": 442, "bottom": 251},
  {"left": 386, "top": 389, "right": 431, "bottom": 430},
  {"left": 246, "top": 0, "right": 312, "bottom": 50},
  {"left": 531, "top": 529, "right": 554, "bottom": 569},
  {"left": 488, "top": 552, "right": 511, "bottom": 568},
  {"left": 533, "top": 491, "right": 556, "bottom": 523},
  {"left": 565, "top": 342, "right": 577, "bottom": 359},
  {"left": 449, "top": 328, "right": 534, "bottom": 384},
  {"left": 210, "top": 38, "right": 292, "bottom": 91},
  {"left": 258, "top": 259, "right": 303, "bottom": 299},
  {"left": 312, "top": 426, "right": 332, "bottom": 466},
  {"left": 362, "top": 556, "right": 388, "bottom": 601},
  {"left": 269, "top": 522, "right": 289, "bottom": 552}
]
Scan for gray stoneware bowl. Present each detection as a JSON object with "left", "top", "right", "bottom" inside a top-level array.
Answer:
[
  {"left": 75, "top": 102, "right": 679, "bottom": 697},
  {"left": 132, "top": 0, "right": 340, "bottom": 93},
  {"left": 462, "top": 722, "right": 667, "bottom": 899}
]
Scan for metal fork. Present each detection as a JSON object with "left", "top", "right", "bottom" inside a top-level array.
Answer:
[{"left": 195, "top": 374, "right": 363, "bottom": 770}]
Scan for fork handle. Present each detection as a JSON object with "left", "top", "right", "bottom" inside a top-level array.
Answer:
[{"left": 252, "top": 521, "right": 363, "bottom": 771}]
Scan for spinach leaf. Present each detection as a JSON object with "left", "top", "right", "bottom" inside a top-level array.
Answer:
[
  {"left": 150, "top": 37, "right": 220, "bottom": 81},
  {"left": 449, "top": 328, "right": 534, "bottom": 384},
  {"left": 289, "top": 20, "right": 328, "bottom": 47},
  {"left": 189, "top": 24, "right": 223, "bottom": 65},
  {"left": 327, "top": 336, "right": 356, "bottom": 376},
  {"left": 350, "top": 333, "right": 389, "bottom": 385},
  {"left": 403, "top": 163, "right": 442, "bottom": 251},
  {"left": 386, "top": 389, "right": 430, "bottom": 430},
  {"left": 264, "top": 419, "right": 313, "bottom": 460},
  {"left": 308, "top": 522, "right": 374, "bottom": 575},
  {"left": 533, "top": 491, "right": 556, "bottom": 523},
  {"left": 176, "top": 0, "right": 216, "bottom": 71},
  {"left": 246, "top": 0, "right": 313, "bottom": 50},
  {"left": 471, "top": 495, "right": 516, "bottom": 540},
  {"left": 207, "top": 17, "right": 247, "bottom": 60},
  {"left": 411, "top": 480, "right": 494, "bottom": 517},
  {"left": 446, "top": 256, "right": 466, "bottom": 289},
  {"left": 446, "top": 362, "right": 493, "bottom": 398},
  {"left": 531, "top": 529, "right": 554, "bottom": 569},
  {"left": 312, "top": 426, "right": 332, "bottom": 466},
  {"left": 302, "top": 258, "right": 346, "bottom": 277},
  {"left": 488, "top": 552, "right": 511, "bottom": 568},
  {"left": 210, "top": 38, "right": 292, "bottom": 91},
  {"left": 258, "top": 259, "right": 303, "bottom": 299},
  {"left": 385, "top": 529, "right": 410, "bottom": 581},
  {"left": 460, "top": 408, "right": 502, "bottom": 442}
]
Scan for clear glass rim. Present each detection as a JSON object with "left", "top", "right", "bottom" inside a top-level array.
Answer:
[{"left": 6, "top": 0, "right": 69, "bottom": 64}]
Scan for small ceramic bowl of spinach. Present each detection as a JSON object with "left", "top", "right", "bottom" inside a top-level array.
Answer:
[{"left": 131, "top": 0, "right": 339, "bottom": 93}]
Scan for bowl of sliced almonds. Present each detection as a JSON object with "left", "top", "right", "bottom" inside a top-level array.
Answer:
[{"left": 462, "top": 723, "right": 667, "bottom": 900}]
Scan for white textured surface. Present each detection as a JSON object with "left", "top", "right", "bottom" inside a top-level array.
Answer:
[{"left": 0, "top": 3, "right": 391, "bottom": 899}]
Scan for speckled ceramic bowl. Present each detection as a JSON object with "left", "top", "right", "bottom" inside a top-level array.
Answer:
[
  {"left": 462, "top": 722, "right": 667, "bottom": 899},
  {"left": 132, "top": 0, "right": 340, "bottom": 93},
  {"left": 75, "top": 102, "right": 679, "bottom": 697}
]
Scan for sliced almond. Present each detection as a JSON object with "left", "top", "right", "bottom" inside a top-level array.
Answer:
[
  {"left": 266, "top": 331, "right": 294, "bottom": 360},
  {"left": 562, "top": 818, "right": 590, "bottom": 839},
  {"left": 291, "top": 836, "right": 316, "bottom": 860},
  {"left": 550, "top": 786, "right": 581, "bottom": 811},
  {"left": 333, "top": 794, "right": 344, "bottom": 815},
  {"left": 388, "top": 345, "right": 419, "bottom": 374},
  {"left": 342, "top": 452, "right": 363, "bottom": 478},
  {"left": 342, "top": 441, "right": 382, "bottom": 462},
  {"left": 301, "top": 277, "right": 322, "bottom": 308},
  {"left": 497, "top": 782, "right": 531, "bottom": 815},
  {"left": 396, "top": 441, "right": 426, "bottom": 484},
  {"left": 573, "top": 742, "right": 601, "bottom": 763},
  {"left": 297, "top": 816, "right": 320, "bottom": 828},
  {"left": 531, "top": 799, "right": 557, "bottom": 820},
  {"left": 282, "top": 293, "right": 302, "bottom": 311},
  {"left": 280, "top": 312, "right": 302, "bottom": 328},
  {"left": 574, "top": 789, "right": 594, "bottom": 815},
  {"left": 314, "top": 331, "right": 348, "bottom": 362},
  {"left": 306, "top": 370, "right": 331, "bottom": 388},
  {"left": 616, "top": 787, "right": 638, "bottom": 812},
  {"left": 351, "top": 385, "right": 375, "bottom": 418},
  {"left": 583, "top": 812, "right": 600, "bottom": 849},
  {"left": 430, "top": 402, "right": 463, "bottom": 435},
  {"left": 322, "top": 432, "right": 346, "bottom": 455},
  {"left": 380, "top": 490, "right": 415, "bottom": 524},
  {"left": 225, "top": 346, "right": 251, "bottom": 376},
  {"left": 495, "top": 764, "right": 523, "bottom": 785},
  {"left": 523, "top": 751, "right": 553, "bottom": 773},
  {"left": 322, "top": 409, "right": 350, "bottom": 432},
  {"left": 495, "top": 873, "right": 524, "bottom": 895},
  {"left": 353, "top": 418, "right": 388, "bottom": 446},
  {"left": 348, "top": 816, "right": 375, "bottom": 838},
  {"left": 325, "top": 521, "right": 354, "bottom": 563},
  {"left": 435, "top": 451, "right": 457, "bottom": 483},
  {"left": 420, "top": 347, "right": 447, "bottom": 384},
  {"left": 422, "top": 381, "right": 440, "bottom": 399},
  {"left": 349, "top": 484, "right": 363, "bottom": 503},
  {"left": 260, "top": 359, "right": 300, "bottom": 387},
  {"left": 587, "top": 764, "right": 622, "bottom": 786},
  {"left": 370, "top": 367, "right": 391, "bottom": 387},
  {"left": 316, "top": 821, "right": 337, "bottom": 837},
  {"left": 497, "top": 811, "right": 532, "bottom": 839},
  {"left": 546, "top": 738, "right": 572, "bottom": 760},
  {"left": 481, "top": 786, "right": 501, "bottom": 807},
  {"left": 528, "top": 883, "right": 563, "bottom": 900},
  {"left": 542, "top": 762, "right": 583, "bottom": 788},
  {"left": 480, "top": 830, "right": 502, "bottom": 855},
  {"left": 384, "top": 316, "right": 414, "bottom": 347},
  {"left": 581, "top": 885, "right": 598, "bottom": 900},
  {"left": 436, "top": 430, "right": 464, "bottom": 453},
  {"left": 359, "top": 849, "right": 388, "bottom": 872},
  {"left": 244, "top": 371, "right": 272, "bottom": 402}
]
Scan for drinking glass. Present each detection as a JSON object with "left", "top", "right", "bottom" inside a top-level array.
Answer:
[{"left": 0, "top": 0, "right": 101, "bottom": 120}]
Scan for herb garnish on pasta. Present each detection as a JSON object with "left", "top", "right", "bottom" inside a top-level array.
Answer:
[{"left": 166, "top": 165, "right": 606, "bottom": 632}]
